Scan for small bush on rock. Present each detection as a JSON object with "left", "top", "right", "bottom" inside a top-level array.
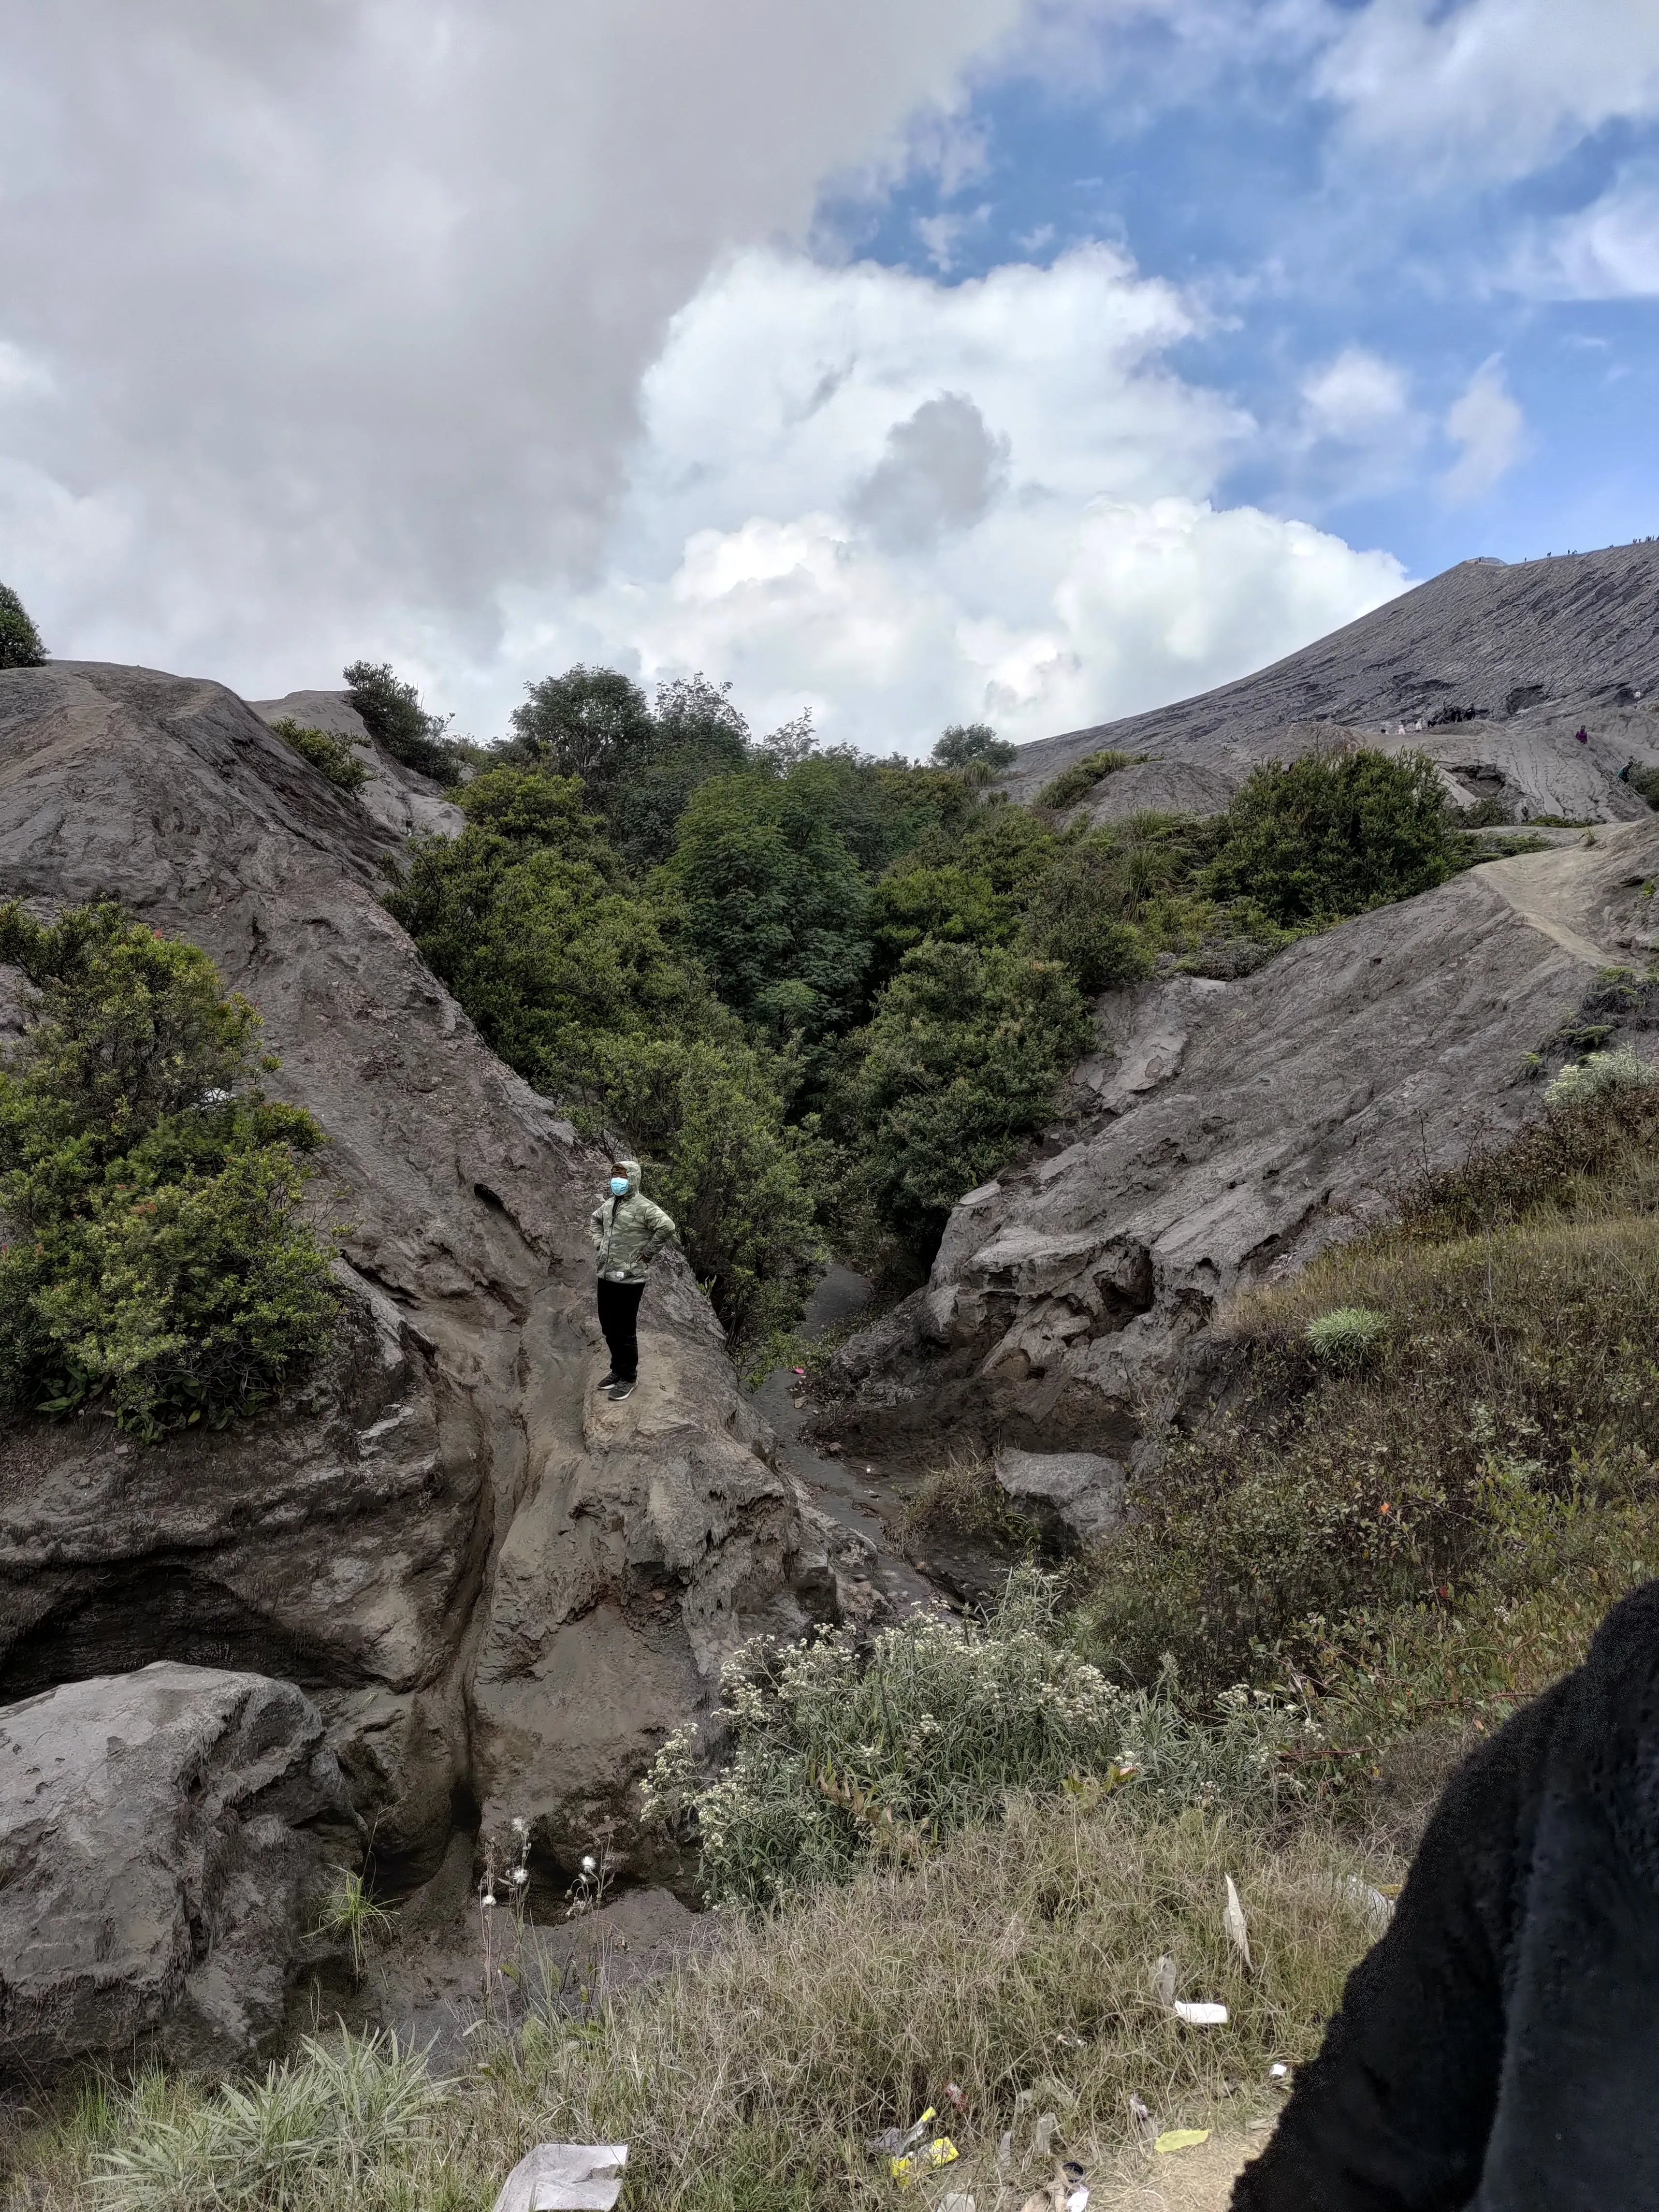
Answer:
[
  {"left": 1036, "top": 748, "right": 1135, "bottom": 810},
  {"left": 270, "top": 718, "right": 368, "bottom": 792},
  {"left": 0, "top": 902, "right": 338, "bottom": 1436},
  {"left": 1544, "top": 1043, "right": 1655, "bottom": 1109},
  {"left": 343, "top": 659, "right": 464, "bottom": 786}
]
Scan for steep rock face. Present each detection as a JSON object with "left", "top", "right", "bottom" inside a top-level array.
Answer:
[
  {"left": 826, "top": 821, "right": 1659, "bottom": 1487},
  {"left": 1012, "top": 543, "right": 1659, "bottom": 830},
  {"left": 0, "top": 662, "right": 836, "bottom": 1903},
  {"left": 0, "top": 1663, "right": 345, "bottom": 2072}
]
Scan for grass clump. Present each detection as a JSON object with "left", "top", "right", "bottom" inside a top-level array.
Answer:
[
  {"left": 902, "top": 1445, "right": 1046, "bottom": 1551},
  {"left": 313, "top": 1870, "right": 394, "bottom": 1983},
  {"left": 1036, "top": 748, "right": 1136, "bottom": 810},
  {"left": 0, "top": 902, "right": 339, "bottom": 1436},
  {"left": 1305, "top": 1305, "right": 1388, "bottom": 1365},
  {"left": 269, "top": 719, "right": 368, "bottom": 793}
]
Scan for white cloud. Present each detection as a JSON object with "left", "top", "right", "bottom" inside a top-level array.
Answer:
[
  {"left": 1439, "top": 357, "right": 1527, "bottom": 504},
  {"left": 509, "top": 246, "right": 1406, "bottom": 751},
  {"left": 1317, "top": 0, "right": 1659, "bottom": 183},
  {"left": 1523, "top": 170, "right": 1659, "bottom": 298},
  {"left": 0, "top": 0, "right": 1027, "bottom": 697},
  {"left": 1300, "top": 348, "right": 1413, "bottom": 444}
]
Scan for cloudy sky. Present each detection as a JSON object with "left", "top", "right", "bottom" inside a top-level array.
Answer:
[{"left": 2, "top": 2, "right": 1658, "bottom": 754}]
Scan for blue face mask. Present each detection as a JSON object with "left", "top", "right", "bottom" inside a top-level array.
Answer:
[{"left": 610, "top": 1176, "right": 629, "bottom": 1196}]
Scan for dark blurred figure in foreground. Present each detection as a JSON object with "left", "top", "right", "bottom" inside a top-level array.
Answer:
[{"left": 1235, "top": 1580, "right": 1659, "bottom": 2210}]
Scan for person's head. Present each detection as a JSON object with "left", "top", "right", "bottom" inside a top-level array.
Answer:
[{"left": 609, "top": 1160, "right": 632, "bottom": 1196}]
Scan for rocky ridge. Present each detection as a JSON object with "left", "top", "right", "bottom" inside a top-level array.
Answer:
[{"left": 0, "top": 661, "right": 850, "bottom": 2066}]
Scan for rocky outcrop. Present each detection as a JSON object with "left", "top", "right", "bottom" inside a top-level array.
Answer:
[
  {"left": 0, "top": 662, "right": 840, "bottom": 1947},
  {"left": 0, "top": 1664, "right": 345, "bottom": 2073},
  {"left": 251, "top": 686, "right": 465, "bottom": 843},
  {"left": 826, "top": 818, "right": 1659, "bottom": 1473}
]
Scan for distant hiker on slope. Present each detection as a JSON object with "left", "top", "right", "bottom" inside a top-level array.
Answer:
[{"left": 590, "top": 1156, "right": 677, "bottom": 1402}]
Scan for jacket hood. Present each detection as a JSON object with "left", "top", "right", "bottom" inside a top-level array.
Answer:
[{"left": 614, "top": 1157, "right": 642, "bottom": 1188}]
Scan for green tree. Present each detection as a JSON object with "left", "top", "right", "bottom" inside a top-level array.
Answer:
[
  {"left": 343, "top": 660, "right": 463, "bottom": 786},
  {"left": 504, "top": 665, "right": 656, "bottom": 807},
  {"left": 0, "top": 903, "right": 337, "bottom": 1435},
  {"left": 658, "top": 770, "right": 873, "bottom": 1061},
  {"left": 609, "top": 674, "right": 753, "bottom": 869},
  {"left": 838, "top": 940, "right": 1092, "bottom": 1254},
  {"left": 1204, "top": 749, "right": 1458, "bottom": 926},
  {"left": 931, "top": 721, "right": 1017, "bottom": 774},
  {"left": 0, "top": 582, "right": 46, "bottom": 669}
]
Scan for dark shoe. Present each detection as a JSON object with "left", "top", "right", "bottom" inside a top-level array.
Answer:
[
  {"left": 608, "top": 1378, "right": 637, "bottom": 1401},
  {"left": 597, "top": 1371, "right": 619, "bottom": 1389}
]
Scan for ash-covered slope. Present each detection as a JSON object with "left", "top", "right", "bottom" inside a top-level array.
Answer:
[
  {"left": 0, "top": 663, "right": 842, "bottom": 1897},
  {"left": 1006, "top": 541, "right": 1659, "bottom": 826}
]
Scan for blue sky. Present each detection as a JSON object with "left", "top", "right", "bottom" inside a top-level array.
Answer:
[{"left": 3, "top": 1, "right": 1658, "bottom": 751}]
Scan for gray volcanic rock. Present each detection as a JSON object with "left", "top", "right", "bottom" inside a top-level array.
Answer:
[
  {"left": 0, "top": 1663, "right": 345, "bottom": 2073},
  {"left": 826, "top": 817, "right": 1659, "bottom": 1464},
  {"left": 0, "top": 662, "right": 838, "bottom": 1921},
  {"left": 251, "top": 686, "right": 465, "bottom": 843},
  {"left": 1011, "top": 543, "right": 1659, "bottom": 828},
  {"left": 993, "top": 1446, "right": 1124, "bottom": 1543}
]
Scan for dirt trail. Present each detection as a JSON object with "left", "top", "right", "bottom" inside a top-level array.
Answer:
[
  {"left": 1093, "top": 2129, "right": 1258, "bottom": 2209},
  {"left": 1474, "top": 817, "right": 1649, "bottom": 966}
]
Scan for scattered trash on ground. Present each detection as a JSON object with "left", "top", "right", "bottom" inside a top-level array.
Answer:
[
  {"left": 1343, "top": 1875, "right": 1396, "bottom": 1932},
  {"left": 1173, "top": 1999, "right": 1229, "bottom": 2026},
  {"left": 890, "top": 2136, "right": 959, "bottom": 2184},
  {"left": 1154, "top": 2129, "right": 1212, "bottom": 2155},
  {"left": 1269, "top": 2062, "right": 1289, "bottom": 2081},
  {"left": 1033, "top": 2112, "right": 1060, "bottom": 2156},
  {"left": 491, "top": 2143, "right": 628, "bottom": 2212},
  {"left": 1223, "top": 1874, "right": 1251, "bottom": 1968},
  {"left": 1019, "top": 2162, "right": 1088, "bottom": 2212},
  {"left": 1129, "top": 2094, "right": 1156, "bottom": 2146},
  {"left": 939, "top": 2195, "right": 976, "bottom": 2212},
  {"left": 1152, "top": 1954, "right": 1178, "bottom": 2007}
]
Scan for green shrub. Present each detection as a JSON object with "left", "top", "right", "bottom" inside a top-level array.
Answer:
[
  {"left": 1305, "top": 1305, "right": 1388, "bottom": 1364},
  {"left": 342, "top": 659, "right": 463, "bottom": 786},
  {"left": 269, "top": 718, "right": 367, "bottom": 793},
  {"left": 1203, "top": 749, "right": 1459, "bottom": 926},
  {"left": 1544, "top": 1044, "right": 1655, "bottom": 1108},
  {"left": 834, "top": 940, "right": 1092, "bottom": 1253},
  {"left": 641, "top": 1572, "right": 1138, "bottom": 1906},
  {"left": 0, "top": 580, "right": 46, "bottom": 669},
  {"left": 1036, "top": 749, "right": 1135, "bottom": 810},
  {"left": 1627, "top": 763, "right": 1659, "bottom": 810},
  {"left": 0, "top": 903, "right": 338, "bottom": 1436}
]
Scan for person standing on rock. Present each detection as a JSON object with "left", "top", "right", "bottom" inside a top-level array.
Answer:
[{"left": 590, "top": 1156, "right": 677, "bottom": 1402}]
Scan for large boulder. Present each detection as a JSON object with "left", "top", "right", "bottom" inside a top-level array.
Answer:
[
  {"left": 0, "top": 662, "right": 841, "bottom": 1908},
  {"left": 0, "top": 1664, "right": 345, "bottom": 2073},
  {"left": 825, "top": 820, "right": 1659, "bottom": 1463}
]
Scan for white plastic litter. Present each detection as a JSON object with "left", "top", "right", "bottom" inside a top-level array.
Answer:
[
  {"left": 940, "top": 2195, "right": 977, "bottom": 2212},
  {"left": 1033, "top": 2111, "right": 1060, "bottom": 2155},
  {"left": 492, "top": 2144, "right": 628, "bottom": 2212},
  {"left": 1223, "top": 1874, "right": 1252, "bottom": 1969},
  {"left": 1173, "top": 2001, "right": 1229, "bottom": 2027},
  {"left": 1343, "top": 1876, "right": 1396, "bottom": 1933},
  {"left": 1152, "top": 1955, "right": 1178, "bottom": 2008}
]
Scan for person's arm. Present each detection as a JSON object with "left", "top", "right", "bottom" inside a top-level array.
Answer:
[
  {"left": 637, "top": 1195, "right": 678, "bottom": 1261},
  {"left": 1234, "top": 1683, "right": 1562, "bottom": 2212}
]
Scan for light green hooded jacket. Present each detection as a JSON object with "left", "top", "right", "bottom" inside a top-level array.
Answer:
[{"left": 590, "top": 1157, "right": 678, "bottom": 1283}]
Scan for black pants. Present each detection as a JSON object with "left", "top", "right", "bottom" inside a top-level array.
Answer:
[{"left": 596, "top": 1277, "right": 645, "bottom": 1381}]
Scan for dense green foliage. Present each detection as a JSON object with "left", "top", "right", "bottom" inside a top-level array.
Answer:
[
  {"left": 0, "top": 581, "right": 46, "bottom": 669},
  {"left": 386, "top": 665, "right": 1485, "bottom": 1325},
  {"left": 0, "top": 904, "right": 338, "bottom": 1436},
  {"left": 384, "top": 768, "right": 820, "bottom": 1346},
  {"left": 1202, "top": 748, "right": 1459, "bottom": 924},
  {"left": 343, "top": 660, "right": 465, "bottom": 786},
  {"left": 270, "top": 719, "right": 367, "bottom": 792},
  {"left": 1035, "top": 747, "right": 1135, "bottom": 809}
]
